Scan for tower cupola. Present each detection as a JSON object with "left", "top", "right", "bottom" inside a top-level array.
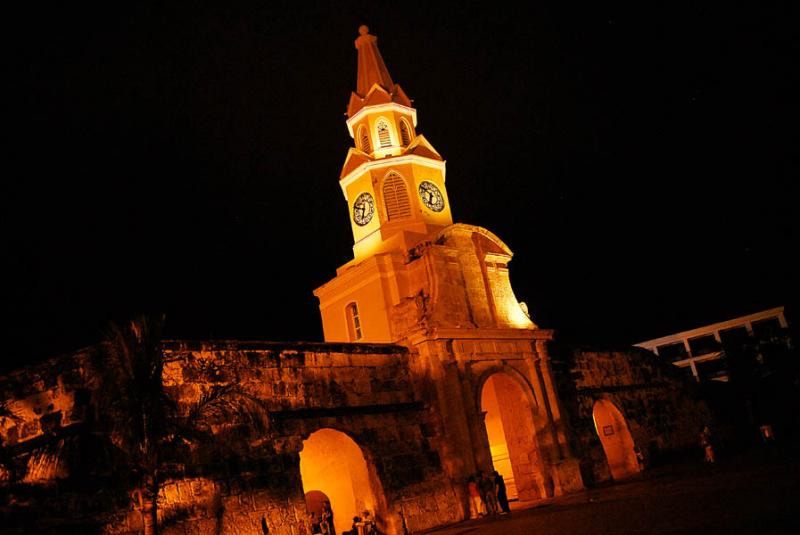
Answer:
[{"left": 339, "top": 26, "right": 452, "bottom": 261}]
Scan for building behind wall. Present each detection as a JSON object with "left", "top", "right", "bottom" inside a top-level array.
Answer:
[
  {"left": 635, "top": 306, "right": 799, "bottom": 446},
  {"left": 634, "top": 307, "right": 790, "bottom": 383}
]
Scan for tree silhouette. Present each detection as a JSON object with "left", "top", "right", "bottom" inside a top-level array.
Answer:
[
  {"left": 97, "top": 314, "right": 268, "bottom": 534},
  {"left": 0, "top": 401, "right": 22, "bottom": 483}
]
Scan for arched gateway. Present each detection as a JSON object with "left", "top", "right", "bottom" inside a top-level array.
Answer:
[
  {"left": 299, "top": 428, "right": 387, "bottom": 535},
  {"left": 480, "top": 371, "right": 551, "bottom": 501}
]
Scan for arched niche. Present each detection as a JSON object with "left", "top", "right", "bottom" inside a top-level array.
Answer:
[{"left": 592, "top": 399, "right": 640, "bottom": 480}]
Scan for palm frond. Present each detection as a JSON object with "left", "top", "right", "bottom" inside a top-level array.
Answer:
[
  {"left": 170, "top": 385, "right": 271, "bottom": 445},
  {"left": 0, "top": 401, "right": 22, "bottom": 422}
]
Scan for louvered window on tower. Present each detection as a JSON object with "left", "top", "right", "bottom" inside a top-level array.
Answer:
[
  {"left": 377, "top": 120, "right": 391, "bottom": 148},
  {"left": 358, "top": 125, "right": 371, "bottom": 153},
  {"left": 383, "top": 173, "right": 411, "bottom": 220},
  {"left": 399, "top": 120, "right": 411, "bottom": 146}
]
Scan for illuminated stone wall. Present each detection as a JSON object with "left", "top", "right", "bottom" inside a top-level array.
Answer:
[
  {"left": 551, "top": 345, "right": 712, "bottom": 485},
  {"left": 0, "top": 341, "right": 460, "bottom": 535},
  {"left": 0, "top": 347, "right": 97, "bottom": 452},
  {"left": 159, "top": 340, "right": 461, "bottom": 535},
  {"left": 1, "top": 339, "right": 711, "bottom": 533}
]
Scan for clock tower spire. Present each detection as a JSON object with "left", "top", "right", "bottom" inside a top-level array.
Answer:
[
  {"left": 339, "top": 26, "right": 453, "bottom": 261},
  {"left": 315, "top": 26, "right": 535, "bottom": 344}
]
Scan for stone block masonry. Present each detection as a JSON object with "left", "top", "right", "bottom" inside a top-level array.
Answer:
[
  {"left": 551, "top": 345, "right": 711, "bottom": 485},
  {"left": 0, "top": 340, "right": 459, "bottom": 534}
]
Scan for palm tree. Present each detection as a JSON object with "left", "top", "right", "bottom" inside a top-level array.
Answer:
[
  {"left": 97, "top": 314, "right": 269, "bottom": 535},
  {"left": 0, "top": 401, "right": 22, "bottom": 483},
  {"left": 96, "top": 314, "right": 168, "bottom": 535}
]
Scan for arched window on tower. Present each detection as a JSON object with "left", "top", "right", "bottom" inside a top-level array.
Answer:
[
  {"left": 346, "top": 302, "right": 362, "bottom": 341},
  {"left": 358, "top": 125, "right": 371, "bottom": 153},
  {"left": 399, "top": 119, "right": 411, "bottom": 146},
  {"left": 376, "top": 119, "right": 392, "bottom": 148},
  {"left": 382, "top": 172, "right": 411, "bottom": 220}
]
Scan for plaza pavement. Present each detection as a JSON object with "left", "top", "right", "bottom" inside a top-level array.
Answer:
[{"left": 424, "top": 450, "right": 799, "bottom": 534}]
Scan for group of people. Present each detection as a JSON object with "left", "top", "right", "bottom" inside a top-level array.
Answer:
[
  {"left": 466, "top": 470, "right": 510, "bottom": 518},
  {"left": 699, "top": 423, "right": 778, "bottom": 464},
  {"left": 347, "top": 510, "right": 378, "bottom": 535},
  {"left": 305, "top": 500, "right": 335, "bottom": 534},
  {"left": 302, "top": 503, "right": 379, "bottom": 535}
]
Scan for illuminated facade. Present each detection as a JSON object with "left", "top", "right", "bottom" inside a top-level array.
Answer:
[
  {"left": 0, "top": 27, "right": 713, "bottom": 535},
  {"left": 314, "top": 24, "right": 585, "bottom": 510}
]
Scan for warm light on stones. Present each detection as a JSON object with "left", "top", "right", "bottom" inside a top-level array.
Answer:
[
  {"left": 481, "top": 374, "right": 518, "bottom": 499},
  {"left": 592, "top": 399, "right": 641, "bottom": 480},
  {"left": 481, "top": 372, "right": 550, "bottom": 500},
  {"left": 299, "top": 428, "right": 384, "bottom": 535},
  {"left": 22, "top": 439, "right": 69, "bottom": 482}
]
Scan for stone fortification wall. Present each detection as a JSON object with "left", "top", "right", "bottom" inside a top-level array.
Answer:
[
  {"left": 0, "top": 345, "right": 115, "bottom": 530},
  {"left": 158, "top": 340, "right": 460, "bottom": 535},
  {"left": 0, "top": 346, "right": 98, "bottom": 453},
  {"left": 0, "top": 340, "right": 460, "bottom": 535},
  {"left": 551, "top": 345, "right": 711, "bottom": 485}
]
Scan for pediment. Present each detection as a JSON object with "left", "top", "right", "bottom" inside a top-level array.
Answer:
[
  {"left": 403, "top": 134, "right": 443, "bottom": 161},
  {"left": 363, "top": 83, "right": 394, "bottom": 107},
  {"left": 347, "top": 92, "right": 365, "bottom": 117},
  {"left": 340, "top": 148, "right": 373, "bottom": 179}
]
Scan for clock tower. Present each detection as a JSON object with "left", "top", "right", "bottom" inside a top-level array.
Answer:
[
  {"left": 313, "top": 26, "right": 536, "bottom": 344},
  {"left": 339, "top": 25, "right": 453, "bottom": 262},
  {"left": 318, "top": 26, "right": 584, "bottom": 511}
]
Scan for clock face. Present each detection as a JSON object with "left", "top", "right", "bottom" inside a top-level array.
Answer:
[
  {"left": 418, "top": 181, "right": 445, "bottom": 212},
  {"left": 352, "top": 192, "right": 375, "bottom": 226}
]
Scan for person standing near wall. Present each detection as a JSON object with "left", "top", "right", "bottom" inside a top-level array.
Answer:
[
  {"left": 467, "top": 476, "right": 481, "bottom": 519},
  {"left": 700, "top": 426, "right": 715, "bottom": 463},
  {"left": 493, "top": 471, "right": 510, "bottom": 514},
  {"left": 309, "top": 512, "right": 322, "bottom": 534},
  {"left": 322, "top": 500, "right": 335, "bottom": 535},
  {"left": 479, "top": 471, "right": 499, "bottom": 515}
]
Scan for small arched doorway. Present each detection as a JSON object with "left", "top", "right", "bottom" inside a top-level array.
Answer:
[
  {"left": 304, "top": 490, "right": 330, "bottom": 523},
  {"left": 299, "top": 428, "right": 385, "bottom": 535},
  {"left": 480, "top": 372, "right": 549, "bottom": 501},
  {"left": 592, "top": 399, "right": 640, "bottom": 480}
]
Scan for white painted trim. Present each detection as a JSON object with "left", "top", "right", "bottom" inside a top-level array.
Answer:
[
  {"left": 339, "top": 155, "right": 447, "bottom": 197},
  {"left": 634, "top": 306, "right": 786, "bottom": 349},
  {"left": 346, "top": 103, "right": 418, "bottom": 136}
]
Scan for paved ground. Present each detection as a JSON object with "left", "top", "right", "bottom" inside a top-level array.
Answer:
[{"left": 424, "top": 450, "right": 800, "bottom": 534}]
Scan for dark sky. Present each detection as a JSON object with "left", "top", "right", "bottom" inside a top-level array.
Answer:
[{"left": 5, "top": 2, "right": 798, "bottom": 371}]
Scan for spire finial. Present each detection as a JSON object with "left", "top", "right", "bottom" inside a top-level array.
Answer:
[
  {"left": 353, "top": 25, "right": 394, "bottom": 97},
  {"left": 347, "top": 26, "right": 413, "bottom": 117}
]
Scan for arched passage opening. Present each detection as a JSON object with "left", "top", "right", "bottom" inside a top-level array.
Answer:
[
  {"left": 304, "top": 490, "right": 330, "bottom": 525},
  {"left": 299, "top": 428, "right": 385, "bottom": 535},
  {"left": 480, "top": 372, "right": 550, "bottom": 502},
  {"left": 592, "top": 399, "right": 640, "bottom": 480}
]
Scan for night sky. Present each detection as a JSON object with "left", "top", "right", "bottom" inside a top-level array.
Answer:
[{"left": 5, "top": 2, "right": 798, "bottom": 371}]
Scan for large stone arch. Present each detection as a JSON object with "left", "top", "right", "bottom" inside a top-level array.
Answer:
[
  {"left": 592, "top": 399, "right": 641, "bottom": 480},
  {"left": 299, "top": 427, "right": 391, "bottom": 535},
  {"left": 474, "top": 365, "right": 555, "bottom": 501},
  {"left": 473, "top": 364, "right": 541, "bottom": 413}
]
